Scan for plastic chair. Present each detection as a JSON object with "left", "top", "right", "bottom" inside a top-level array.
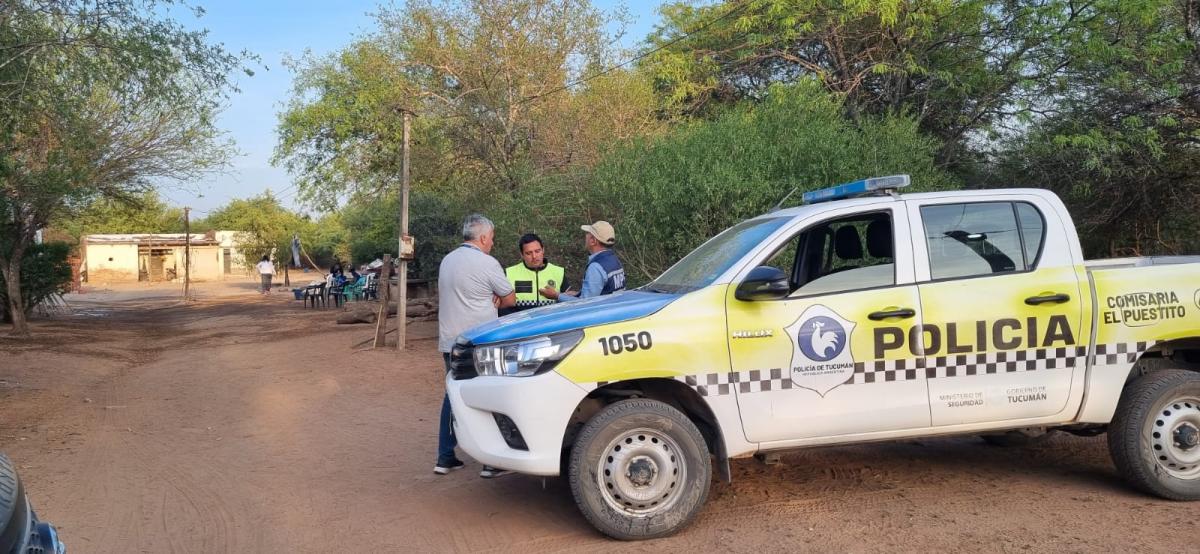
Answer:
[
  {"left": 362, "top": 274, "right": 379, "bottom": 301},
  {"left": 327, "top": 282, "right": 347, "bottom": 308},
  {"left": 303, "top": 282, "right": 326, "bottom": 308},
  {"left": 345, "top": 275, "right": 368, "bottom": 301}
]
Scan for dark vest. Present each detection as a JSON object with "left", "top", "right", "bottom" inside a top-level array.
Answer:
[{"left": 590, "top": 249, "right": 625, "bottom": 295}]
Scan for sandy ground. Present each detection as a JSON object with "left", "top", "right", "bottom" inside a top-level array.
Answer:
[{"left": 1, "top": 279, "right": 1197, "bottom": 553}]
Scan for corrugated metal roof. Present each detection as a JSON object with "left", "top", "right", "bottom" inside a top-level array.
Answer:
[{"left": 84, "top": 233, "right": 220, "bottom": 245}]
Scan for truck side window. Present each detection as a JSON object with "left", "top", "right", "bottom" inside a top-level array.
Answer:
[
  {"left": 765, "top": 211, "right": 895, "bottom": 296},
  {"left": 922, "top": 202, "right": 1043, "bottom": 280},
  {"left": 1016, "top": 202, "right": 1045, "bottom": 266}
]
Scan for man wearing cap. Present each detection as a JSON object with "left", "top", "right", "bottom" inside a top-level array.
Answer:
[
  {"left": 501, "top": 233, "right": 569, "bottom": 316},
  {"left": 540, "top": 220, "right": 625, "bottom": 301}
]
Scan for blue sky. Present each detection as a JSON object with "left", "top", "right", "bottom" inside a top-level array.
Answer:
[{"left": 162, "top": 0, "right": 669, "bottom": 216}]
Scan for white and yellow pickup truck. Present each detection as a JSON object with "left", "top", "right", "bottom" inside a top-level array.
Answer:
[{"left": 446, "top": 176, "right": 1200, "bottom": 540}]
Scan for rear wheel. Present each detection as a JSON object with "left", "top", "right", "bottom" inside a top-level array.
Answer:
[
  {"left": 1109, "top": 369, "right": 1200, "bottom": 500},
  {"left": 568, "top": 399, "right": 711, "bottom": 540}
]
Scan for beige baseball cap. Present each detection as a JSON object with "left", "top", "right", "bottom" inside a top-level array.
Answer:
[{"left": 581, "top": 221, "right": 616, "bottom": 245}]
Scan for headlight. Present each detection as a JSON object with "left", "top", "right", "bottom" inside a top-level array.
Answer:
[{"left": 473, "top": 329, "right": 584, "bottom": 377}]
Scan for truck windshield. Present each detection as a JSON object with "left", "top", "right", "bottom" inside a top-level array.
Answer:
[{"left": 646, "top": 216, "right": 791, "bottom": 293}]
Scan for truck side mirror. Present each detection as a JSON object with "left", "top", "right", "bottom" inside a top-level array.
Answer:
[{"left": 735, "top": 266, "right": 790, "bottom": 301}]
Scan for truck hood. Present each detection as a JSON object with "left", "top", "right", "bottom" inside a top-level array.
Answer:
[{"left": 461, "top": 291, "right": 679, "bottom": 345}]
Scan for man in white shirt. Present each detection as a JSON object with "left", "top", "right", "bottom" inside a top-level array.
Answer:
[
  {"left": 255, "top": 255, "right": 275, "bottom": 294},
  {"left": 435, "top": 214, "right": 516, "bottom": 477}
]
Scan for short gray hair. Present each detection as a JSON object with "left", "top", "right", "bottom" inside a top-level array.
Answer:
[{"left": 462, "top": 213, "right": 494, "bottom": 241}]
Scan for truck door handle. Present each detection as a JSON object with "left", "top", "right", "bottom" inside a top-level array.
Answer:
[
  {"left": 1025, "top": 293, "right": 1070, "bottom": 305},
  {"left": 868, "top": 308, "right": 916, "bottom": 321}
]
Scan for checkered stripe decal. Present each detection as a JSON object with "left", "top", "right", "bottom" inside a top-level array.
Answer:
[
  {"left": 914, "top": 346, "right": 1090, "bottom": 382},
  {"left": 514, "top": 300, "right": 554, "bottom": 308},
  {"left": 1093, "top": 341, "right": 1156, "bottom": 366},
  {"left": 592, "top": 342, "right": 1156, "bottom": 397}
]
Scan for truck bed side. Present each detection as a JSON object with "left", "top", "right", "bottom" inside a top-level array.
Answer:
[{"left": 1076, "top": 261, "right": 1200, "bottom": 422}]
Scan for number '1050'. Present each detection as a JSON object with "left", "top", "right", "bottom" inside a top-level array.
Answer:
[{"left": 598, "top": 332, "right": 653, "bottom": 356}]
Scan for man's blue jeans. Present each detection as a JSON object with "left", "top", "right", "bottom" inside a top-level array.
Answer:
[{"left": 438, "top": 353, "right": 457, "bottom": 463}]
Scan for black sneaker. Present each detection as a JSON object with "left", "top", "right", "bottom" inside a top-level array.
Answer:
[
  {"left": 479, "top": 465, "right": 513, "bottom": 479},
  {"left": 434, "top": 458, "right": 465, "bottom": 475}
]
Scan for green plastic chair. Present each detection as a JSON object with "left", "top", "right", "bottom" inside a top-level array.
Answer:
[{"left": 344, "top": 275, "right": 368, "bottom": 301}]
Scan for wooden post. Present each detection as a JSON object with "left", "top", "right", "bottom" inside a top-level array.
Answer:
[
  {"left": 373, "top": 253, "right": 392, "bottom": 349},
  {"left": 397, "top": 111, "right": 412, "bottom": 351},
  {"left": 183, "top": 207, "right": 191, "bottom": 299}
]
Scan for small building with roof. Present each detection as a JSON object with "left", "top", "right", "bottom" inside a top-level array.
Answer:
[{"left": 82, "top": 232, "right": 234, "bottom": 283}]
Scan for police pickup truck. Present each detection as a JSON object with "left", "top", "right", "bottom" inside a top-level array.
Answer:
[{"left": 446, "top": 176, "right": 1200, "bottom": 540}]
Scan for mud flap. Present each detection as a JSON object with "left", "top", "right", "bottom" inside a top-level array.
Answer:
[{"left": 716, "top": 455, "right": 732, "bottom": 483}]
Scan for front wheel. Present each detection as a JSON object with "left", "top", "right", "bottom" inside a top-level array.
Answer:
[
  {"left": 1109, "top": 369, "right": 1200, "bottom": 500},
  {"left": 567, "top": 399, "right": 711, "bottom": 540}
]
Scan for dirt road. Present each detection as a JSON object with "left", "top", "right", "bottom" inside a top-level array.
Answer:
[{"left": 1, "top": 281, "right": 1195, "bottom": 552}]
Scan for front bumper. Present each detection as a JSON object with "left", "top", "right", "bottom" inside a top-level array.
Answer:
[{"left": 447, "top": 370, "right": 588, "bottom": 476}]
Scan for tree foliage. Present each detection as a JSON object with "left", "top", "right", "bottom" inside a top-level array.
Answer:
[
  {"left": 274, "top": 0, "right": 659, "bottom": 205},
  {"left": 52, "top": 191, "right": 185, "bottom": 243},
  {"left": 202, "top": 193, "right": 314, "bottom": 271},
  {"left": 991, "top": 0, "right": 1200, "bottom": 256},
  {"left": 483, "top": 81, "right": 957, "bottom": 283},
  {"left": 272, "top": 0, "right": 1199, "bottom": 289},
  {"left": 643, "top": 0, "right": 1184, "bottom": 164},
  {"left": 339, "top": 191, "right": 459, "bottom": 279},
  {"left": 0, "top": 242, "right": 71, "bottom": 323},
  {"left": 0, "top": 0, "right": 245, "bottom": 334}
]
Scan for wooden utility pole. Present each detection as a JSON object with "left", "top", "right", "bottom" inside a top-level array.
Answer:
[
  {"left": 183, "top": 207, "right": 191, "bottom": 299},
  {"left": 397, "top": 110, "right": 412, "bottom": 351},
  {"left": 373, "top": 253, "right": 392, "bottom": 348}
]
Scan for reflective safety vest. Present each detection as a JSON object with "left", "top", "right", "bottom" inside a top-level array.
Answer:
[{"left": 506, "top": 262, "right": 566, "bottom": 310}]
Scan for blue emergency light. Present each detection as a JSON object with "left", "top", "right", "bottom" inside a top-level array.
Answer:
[{"left": 801, "top": 174, "right": 911, "bottom": 204}]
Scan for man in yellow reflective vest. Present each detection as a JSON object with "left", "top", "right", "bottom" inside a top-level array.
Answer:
[{"left": 502, "top": 233, "right": 569, "bottom": 315}]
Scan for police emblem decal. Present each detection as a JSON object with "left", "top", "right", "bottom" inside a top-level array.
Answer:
[{"left": 785, "top": 305, "right": 857, "bottom": 396}]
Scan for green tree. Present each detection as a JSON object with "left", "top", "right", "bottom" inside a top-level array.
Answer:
[
  {"left": 0, "top": 0, "right": 246, "bottom": 335},
  {"left": 485, "top": 81, "right": 958, "bottom": 284},
  {"left": 273, "top": 0, "right": 659, "bottom": 282},
  {"left": 274, "top": 0, "right": 655, "bottom": 200},
  {"left": 203, "top": 193, "right": 314, "bottom": 272},
  {"left": 53, "top": 191, "right": 185, "bottom": 243},
  {"left": 642, "top": 0, "right": 1179, "bottom": 166},
  {"left": 340, "top": 191, "right": 460, "bottom": 279},
  {"left": 992, "top": 0, "right": 1200, "bottom": 257},
  {"left": 0, "top": 242, "right": 71, "bottom": 323}
]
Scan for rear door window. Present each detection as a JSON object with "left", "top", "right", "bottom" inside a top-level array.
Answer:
[{"left": 921, "top": 202, "right": 1044, "bottom": 280}]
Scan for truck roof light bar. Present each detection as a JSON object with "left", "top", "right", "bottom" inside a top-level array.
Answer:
[{"left": 801, "top": 174, "right": 910, "bottom": 204}]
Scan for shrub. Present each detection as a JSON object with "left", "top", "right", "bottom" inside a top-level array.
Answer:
[
  {"left": 478, "top": 80, "right": 959, "bottom": 285},
  {"left": 0, "top": 242, "right": 73, "bottom": 322}
]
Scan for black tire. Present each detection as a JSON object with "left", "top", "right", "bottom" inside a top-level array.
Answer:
[
  {"left": 1108, "top": 369, "right": 1200, "bottom": 500},
  {"left": 981, "top": 428, "right": 1053, "bottom": 447},
  {"left": 567, "top": 399, "right": 711, "bottom": 540},
  {"left": 0, "top": 453, "right": 32, "bottom": 553}
]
